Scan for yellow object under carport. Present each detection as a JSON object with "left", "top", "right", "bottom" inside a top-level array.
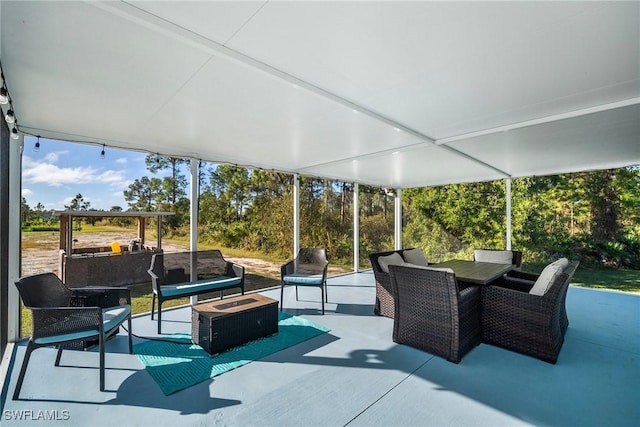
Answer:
[{"left": 111, "top": 241, "right": 122, "bottom": 254}]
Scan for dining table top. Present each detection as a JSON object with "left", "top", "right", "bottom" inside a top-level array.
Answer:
[{"left": 430, "top": 259, "right": 515, "bottom": 285}]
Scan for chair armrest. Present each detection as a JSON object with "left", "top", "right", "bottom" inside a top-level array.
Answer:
[
  {"left": 491, "top": 276, "right": 535, "bottom": 293},
  {"left": 506, "top": 270, "right": 539, "bottom": 282},
  {"left": 482, "top": 285, "right": 552, "bottom": 316},
  {"left": 227, "top": 262, "right": 245, "bottom": 279}
]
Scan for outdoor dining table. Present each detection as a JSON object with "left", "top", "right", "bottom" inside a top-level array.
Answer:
[{"left": 430, "top": 259, "right": 515, "bottom": 285}]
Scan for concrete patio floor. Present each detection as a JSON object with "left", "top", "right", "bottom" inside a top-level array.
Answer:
[{"left": 1, "top": 271, "right": 638, "bottom": 426}]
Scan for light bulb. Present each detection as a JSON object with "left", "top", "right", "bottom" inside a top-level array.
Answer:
[
  {"left": 100, "top": 145, "right": 105, "bottom": 159},
  {"left": 34, "top": 140, "right": 40, "bottom": 152},
  {"left": 11, "top": 128, "right": 19, "bottom": 140},
  {"left": 5, "top": 109, "right": 15, "bottom": 124},
  {"left": 0, "top": 88, "right": 8, "bottom": 105}
]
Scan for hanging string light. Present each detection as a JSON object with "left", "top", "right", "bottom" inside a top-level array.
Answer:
[
  {"left": 100, "top": 144, "right": 106, "bottom": 159},
  {"left": 5, "top": 109, "right": 15, "bottom": 124},
  {"left": 0, "top": 87, "right": 8, "bottom": 104},
  {"left": 34, "top": 136, "right": 41, "bottom": 152}
]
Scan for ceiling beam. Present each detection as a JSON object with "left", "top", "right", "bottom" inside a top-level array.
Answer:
[{"left": 435, "top": 98, "right": 640, "bottom": 145}]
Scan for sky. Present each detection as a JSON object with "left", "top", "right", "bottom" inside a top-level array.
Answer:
[{"left": 21, "top": 136, "right": 162, "bottom": 211}]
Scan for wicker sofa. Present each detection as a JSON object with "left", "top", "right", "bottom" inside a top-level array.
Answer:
[
  {"left": 369, "top": 249, "right": 427, "bottom": 318},
  {"left": 481, "top": 260, "right": 579, "bottom": 363},
  {"left": 388, "top": 264, "right": 482, "bottom": 363}
]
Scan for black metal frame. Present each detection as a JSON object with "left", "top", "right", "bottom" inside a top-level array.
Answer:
[{"left": 13, "top": 273, "right": 132, "bottom": 399}]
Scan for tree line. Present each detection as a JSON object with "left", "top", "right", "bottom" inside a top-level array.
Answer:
[{"left": 21, "top": 154, "right": 640, "bottom": 269}]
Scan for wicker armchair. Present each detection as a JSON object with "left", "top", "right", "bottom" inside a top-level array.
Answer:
[
  {"left": 369, "top": 249, "right": 411, "bottom": 318},
  {"left": 280, "top": 248, "right": 329, "bottom": 314},
  {"left": 389, "top": 265, "right": 482, "bottom": 363},
  {"left": 13, "top": 273, "right": 132, "bottom": 400},
  {"left": 481, "top": 261, "right": 579, "bottom": 364}
]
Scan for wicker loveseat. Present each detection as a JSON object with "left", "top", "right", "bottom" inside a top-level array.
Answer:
[
  {"left": 148, "top": 250, "right": 245, "bottom": 333},
  {"left": 481, "top": 260, "right": 579, "bottom": 363},
  {"left": 369, "top": 249, "right": 428, "bottom": 318}
]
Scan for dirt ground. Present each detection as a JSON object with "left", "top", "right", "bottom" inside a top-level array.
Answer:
[{"left": 21, "top": 231, "right": 347, "bottom": 284}]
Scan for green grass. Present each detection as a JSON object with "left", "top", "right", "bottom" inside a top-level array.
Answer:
[{"left": 521, "top": 263, "right": 640, "bottom": 294}]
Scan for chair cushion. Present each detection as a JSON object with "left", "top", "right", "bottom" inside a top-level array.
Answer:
[
  {"left": 34, "top": 305, "right": 131, "bottom": 345},
  {"left": 161, "top": 277, "right": 241, "bottom": 297},
  {"left": 474, "top": 249, "right": 513, "bottom": 264},
  {"left": 283, "top": 274, "right": 324, "bottom": 285},
  {"left": 529, "top": 259, "right": 568, "bottom": 296},
  {"left": 378, "top": 252, "right": 404, "bottom": 273},
  {"left": 402, "top": 248, "right": 428, "bottom": 266}
]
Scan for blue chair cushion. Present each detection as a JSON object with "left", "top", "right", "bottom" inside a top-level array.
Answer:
[
  {"left": 283, "top": 274, "right": 324, "bottom": 285},
  {"left": 34, "top": 305, "right": 131, "bottom": 345},
  {"left": 160, "top": 276, "right": 242, "bottom": 297}
]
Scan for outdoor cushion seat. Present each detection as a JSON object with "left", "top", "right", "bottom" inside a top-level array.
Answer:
[
  {"left": 280, "top": 248, "right": 329, "bottom": 314},
  {"left": 402, "top": 248, "right": 429, "bottom": 266},
  {"left": 13, "top": 272, "right": 132, "bottom": 400},
  {"left": 159, "top": 277, "right": 242, "bottom": 297},
  {"left": 369, "top": 248, "right": 428, "bottom": 318},
  {"left": 481, "top": 260, "right": 579, "bottom": 363},
  {"left": 377, "top": 252, "right": 404, "bottom": 273},
  {"left": 283, "top": 274, "right": 324, "bottom": 285},
  {"left": 474, "top": 249, "right": 522, "bottom": 267}
]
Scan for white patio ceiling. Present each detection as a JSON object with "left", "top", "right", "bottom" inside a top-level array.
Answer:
[{"left": 1, "top": 1, "right": 638, "bottom": 188}]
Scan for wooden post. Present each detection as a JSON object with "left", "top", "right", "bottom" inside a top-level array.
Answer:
[
  {"left": 138, "top": 216, "right": 146, "bottom": 246},
  {"left": 59, "top": 214, "right": 68, "bottom": 252}
]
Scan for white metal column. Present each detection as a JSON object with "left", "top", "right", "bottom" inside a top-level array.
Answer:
[
  {"left": 506, "top": 178, "right": 512, "bottom": 250},
  {"left": 394, "top": 188, "right": 402, "bottom": 250},
  {"left": 353, "top": 183, "right": 359, "bottom": 272},
  {"left": 190, "top": 159, "right": 199, "bottom": 305},
  {"left": 8, "top": 135, "right": 23, "bottom": 342},
  {"left": 293, "top": 173, "right": 300, "bottom": 258}
]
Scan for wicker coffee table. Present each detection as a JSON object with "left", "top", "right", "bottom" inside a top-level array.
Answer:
[{"left": 192, "top": 294, "right": 279, "bottom": 355}]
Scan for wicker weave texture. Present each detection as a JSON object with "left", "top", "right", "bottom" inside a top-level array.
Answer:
[
  {"left": 480, "top": 261, "right": 579, "bottom": 364},
  {"left": 369, "top": 250, "right": 412, "bottom": 318},
  {"left": 389, "top": 265, "right": 481, "bottom": 363}
]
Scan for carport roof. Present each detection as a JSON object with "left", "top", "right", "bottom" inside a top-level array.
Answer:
[{"left": 1, "top": 1, "right": 638, "bottom": 188}]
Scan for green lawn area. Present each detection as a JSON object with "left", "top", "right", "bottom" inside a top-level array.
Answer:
[{"left": 521, "top": 263, "right": 640, "bottom": 294}]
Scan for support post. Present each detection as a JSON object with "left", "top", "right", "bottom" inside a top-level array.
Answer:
[
  {"left": 293, "top": 173, "right": 300, "bottom": 258},
  {"left": 394, "top": 188, "right": 402, "bottom": 250},
  {"left": 190, "top": 159, "right": 199, "bottom": 305},
  {"left": 7, "top": 134, "right": 23, "bottom": 342},
  {"left": 506, "top": 178, "right": 512, "bottom": 250},
  {"left": 353, "top": 183, "right": 360, "bottom": 272}
]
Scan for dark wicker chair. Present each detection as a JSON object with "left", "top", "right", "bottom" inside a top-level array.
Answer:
[
  {"left": 480, "top": 261, "right": 579, "bottom": 364},
  {"left": 280, "top": 248, "right": 329, "bottom": 314},
  {"left": 473, "top": 249, "right": 523, "bottom": 267},
  {"left": 13, "top": 273, "right": 132, "bottom": 400},
  {"left": 389, "top": 265, "right": 482, "bottom": 363},
  {"left": 369, "top": 249, "right": 411, "bottom": 318}
]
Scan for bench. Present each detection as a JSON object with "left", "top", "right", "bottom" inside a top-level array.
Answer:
[{"left": 148, "top": 250, "right": 245, "bottom": 333}]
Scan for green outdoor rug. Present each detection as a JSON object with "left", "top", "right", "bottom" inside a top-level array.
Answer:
[{"left": 134, "top": 312, "right": 330, "bottom": 395}]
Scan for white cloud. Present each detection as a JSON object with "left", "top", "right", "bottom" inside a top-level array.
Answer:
[
  {"left": 116, "top": 157, "right": 128, "bottom": 164},
  {"left": 22, "top": 155, "right": 130, "bottom": 189},
  {"left": 22, "top": 188, "right": 33, "bottom": 197}
]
